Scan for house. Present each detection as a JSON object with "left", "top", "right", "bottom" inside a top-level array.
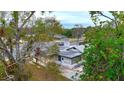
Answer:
[
  {"left": 22, "top": 33, "right": 84, "bottom": 69},
  {"left": 58, "top": 47, "right": 82, "bottom": 62},
  {"left": 57, "top": 37, "right": 84, "bottom": 69},
  {"left": 57, "top": 46, "right": 83, "bottom": 69},
  {"left": 54, "top": 34, "right": 67, "bottom": 40}
]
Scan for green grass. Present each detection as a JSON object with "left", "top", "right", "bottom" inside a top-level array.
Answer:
[{"left": 0, "top": 62, "right": 6, "bottom": 79}]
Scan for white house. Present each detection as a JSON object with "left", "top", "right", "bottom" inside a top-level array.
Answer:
[
  {"left": 59, "top": 47, "right": 81, "bottom": 62},
  {"left": 56, "top": 37, "right": 85, "bottom": 69}
]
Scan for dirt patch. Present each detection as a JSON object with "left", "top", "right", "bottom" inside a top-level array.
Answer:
[{"left": 25, "top": 63, "right": 70, "bottom": 81}]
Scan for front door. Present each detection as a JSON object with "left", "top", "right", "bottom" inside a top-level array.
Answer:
[{"left": 58, "top": 55, "right": 61, "bottom": 61}]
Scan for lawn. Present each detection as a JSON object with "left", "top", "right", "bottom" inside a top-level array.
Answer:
[{"left": 25, "top": 63, "right": 70, "bottom": 81}]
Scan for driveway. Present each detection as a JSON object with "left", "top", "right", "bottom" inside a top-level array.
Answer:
[{"left": 60, "top": 65, "right": 83, "bottom": 81}]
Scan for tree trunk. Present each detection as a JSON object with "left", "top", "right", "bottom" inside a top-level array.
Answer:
[
  {"left": 8, "top": 37, "right": 13, "bottom": 56},
  {"left": 15, "top": 31, "right": 20, "bottom": 62}
]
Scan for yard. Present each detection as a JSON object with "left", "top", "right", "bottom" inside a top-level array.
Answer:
[{"left": 25, "top": 62, "right": 70, "bottom": 81}]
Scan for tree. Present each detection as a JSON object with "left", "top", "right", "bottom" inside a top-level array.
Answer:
[
  {"left": 62, "top": 29, "right": 73, "bottom": 38},
  {"left": 33, "top": 16, "right": 64, "bottom": 41},
  {"left": 48, "top": 44, "right": 59, "bottom": 55},
  {"left": 80, "top": 11, "right": 124, "bottom": 81},
  {"left": 0, "top": 11, "right": 35, "bottom": 80},
  {"left": 44, "top": 17, "right": 64, "bottom": 37},
  {"left": 0, "top": 11, "right": 64, "bottom": 80}
]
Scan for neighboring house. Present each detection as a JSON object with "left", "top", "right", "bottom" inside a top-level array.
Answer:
[
  {"left": 56, "top": 38, "right": 85, "bottom": 69},
  {"left": 54, "top": 35, "right": 70, "bottom": 48},
  {"left": 58, "top": 47, "right": 82, "bottom": 63},
  {"left": 54, "top": 34, "right": 67, "bottom": 40},
  {"left": 22, "top": 33, "right": 85, "bottom": 69}
]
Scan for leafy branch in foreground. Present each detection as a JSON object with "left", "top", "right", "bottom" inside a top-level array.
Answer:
[{"left": 80, "top": 11, "right": 124, "bottom": 81}]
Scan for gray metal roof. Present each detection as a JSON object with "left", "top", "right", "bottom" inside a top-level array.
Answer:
[{"left": 59, "top": 48, "right": 82, "bottom": 58}]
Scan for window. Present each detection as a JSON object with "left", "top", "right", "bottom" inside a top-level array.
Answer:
[
  {"left": 79, "top": 42, "right": 83, "bottom": 45},
  {"left": 58, "top": 56, "right": 61, "bottom": 61},
  {"left": 59, "top": 42, "right": 64, "bottom": 46},
  {"left": 61, "top": 57, "right": 64, "bottom": 60},
  {"left": 73, "top": 47, "right": 76, "bottom": 49}
]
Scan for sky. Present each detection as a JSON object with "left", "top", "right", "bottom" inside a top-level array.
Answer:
[
  {"left": 35, "top": 11, "right": 113, "bottom": 28},
  {"left": 53, "top": 11, "right": 94, "bottom": 28}
]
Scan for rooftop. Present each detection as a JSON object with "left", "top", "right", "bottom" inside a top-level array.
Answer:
[
  {"left": 59, "top": 48, "right": 82, "bottom": 58},
  {"left": 54, "top": 34, "right": 67, "bottom": 39}
]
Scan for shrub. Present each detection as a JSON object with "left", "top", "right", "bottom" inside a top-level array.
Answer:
[{"left": 0, "top": 62, "right": 6, "bottom": 79}]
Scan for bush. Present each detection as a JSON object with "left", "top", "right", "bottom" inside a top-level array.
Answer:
[{"left": 80, "top": 27, "right": 124, "bottom": 81}]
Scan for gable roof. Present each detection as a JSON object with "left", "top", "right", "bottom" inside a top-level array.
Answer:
[{"left": 59, "top": 47, "right": 82, "bottom": 58}]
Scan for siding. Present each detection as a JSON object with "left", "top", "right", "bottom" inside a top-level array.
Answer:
[
  {"left": 59, "top": 55, "right": 81, "bottom": 65},
  {"left": 71, "top": 56, "right": 81, "bottom": 64},
  {"left": 61, "top": 57, "right": 72, "bottom": 64}
]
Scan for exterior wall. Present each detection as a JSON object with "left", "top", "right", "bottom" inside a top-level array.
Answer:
[
  {"left": 61, "top": 57, "right": 72, "bottom": 64},
  {"left": 59, "top": 55, "right": 82, "bottom": 65},
  {"left": 71, "top": 56, "right": 81, "bottom": 64}
]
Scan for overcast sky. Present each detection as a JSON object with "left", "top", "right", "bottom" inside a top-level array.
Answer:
[{"left": 35, "top": 11, "right": 113, "bottom": 28}]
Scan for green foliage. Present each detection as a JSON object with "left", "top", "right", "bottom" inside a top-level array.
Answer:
[
  {"left": 34, "top": 18, "right": 45, "bottom": 34},
  {"left": 0, "top": 11, "right": 35, "bottom": 80},
  {"left": 12, "top": 11, "right": 19, "bottom": 24},
  {"left": 34, "top": 34, "right": 54, "bottom": 42},
  {"left": 80, "top": 12, "right": 124, "bottom": 81},
  {"left": 29, "top": 17, "right": 64, "bottom": 42},
  {"left": 48, "top": 44, "right": 59, "bottom": 55},
  {"left": 81, "top": 26, "right": 124, "bottom": 80},
  {"left": 52, "top": 21, "right": 64, "bottom": 35},
  {"left": 62, "top": 29, "right": 73, "bottom": 38},
  {"left": 0, "top": 62, "right": 6, "bottom": 79}
]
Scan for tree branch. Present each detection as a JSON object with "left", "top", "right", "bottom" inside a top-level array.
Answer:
[
  {"left": 100, "top": 12, "right": 119, "bottom": 32},
  {"left": 20, "top": 11, "right": 35, "bottom": 30},
  {"left": 100, "top": 12, "right": 114, "bottom": 21},
  {"left": 0, "top": 38, "right": 16, "bottom": 63},
  {"left": 19, "top": 39, "right": 34, "bottom": 62}
]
